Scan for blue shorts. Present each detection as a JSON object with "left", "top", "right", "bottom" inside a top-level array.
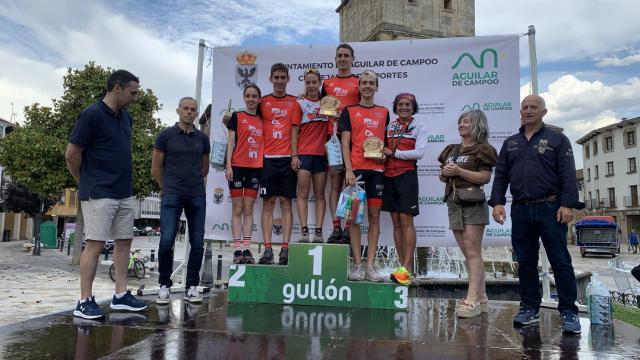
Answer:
[{"left": 299, "top": 155, "right": 327, "bottom": 174}]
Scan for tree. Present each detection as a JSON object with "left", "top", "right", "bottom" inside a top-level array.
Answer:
[
  {"left": 0, "top": 62, "right": 163, "bottom": 262},
  {"left": 0, "top": 179, "right": 56, "bottom": 217}
]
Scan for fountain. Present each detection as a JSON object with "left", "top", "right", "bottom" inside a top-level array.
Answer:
[{"left": 360, "top": 246, "right": 591, "bottom": 302}]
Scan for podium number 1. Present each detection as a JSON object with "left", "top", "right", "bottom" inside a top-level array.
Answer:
[{"left": 308, "top": 246, "right": 323, "bottom": 276}]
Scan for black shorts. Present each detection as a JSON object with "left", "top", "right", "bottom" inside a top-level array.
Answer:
[
  {"left": 299, "top": 155, "right": 327, "bottom": 174},
  {"left": 353, "top": 169, "right": 384, "bottom": 207},
  {"left": 260, "top": 157, "right": 297, "bottom": 199},
  {"left": 382, "top": 170, "right": 419, "bottom": 216},
  {"left": 229, "top": 167, "right": 261, "bottom": 197}
]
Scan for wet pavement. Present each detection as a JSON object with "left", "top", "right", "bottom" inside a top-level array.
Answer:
[{"left": 0, "top": 294, "right": 638, "bottom": 360}]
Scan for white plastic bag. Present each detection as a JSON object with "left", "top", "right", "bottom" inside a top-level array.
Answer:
[
  {"left": 326, "top": 122, "right": 344, "bottom": 173},
  {"left": 336, "top": 182, "right": 366, "bottom": 225},
  {"left": 210, "top": 101, "right": 231, "bottom": 171}
]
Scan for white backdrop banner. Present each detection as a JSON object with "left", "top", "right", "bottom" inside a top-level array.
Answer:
[{"left": 206, "top": 35, "right": 519, "bottom": 246}]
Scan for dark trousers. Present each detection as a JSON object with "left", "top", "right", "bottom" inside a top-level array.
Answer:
[
  {"left": 158, "top": 194, "right": 206, "bottom": 288},
  {"left": 511, "top": 201, "right": 578, "bottom": 314},
  {"left": 632, "top": 264, "right": 640, "bottom": 283}
]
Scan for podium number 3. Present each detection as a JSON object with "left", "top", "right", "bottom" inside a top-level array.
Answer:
[
  {"left": 394, "top": 287, "right": 408, "bottom": 309},
  {"left": 308, "top": 246, "right": 323, "bottom": 276}
]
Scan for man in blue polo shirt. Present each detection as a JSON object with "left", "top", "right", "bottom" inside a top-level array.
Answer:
[
  {"left": 151, "top": 96, "right": 210, "bottom": 305},
  {"left": 66, "top": 69, "right": 147, "bottom": 319},
  {"left": 489, "top": 94, "right": 581, "bottom": 334}
]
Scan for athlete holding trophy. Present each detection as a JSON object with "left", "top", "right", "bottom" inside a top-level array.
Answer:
[{"left": 339, "top": 70, "right": 389, "bottom": 282}]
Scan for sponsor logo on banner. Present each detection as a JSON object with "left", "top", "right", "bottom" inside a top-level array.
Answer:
[
  {"left": 273, "top": 218, "right": 283, "bottom": 235},
  {"left": 418, "top": 196, "right": 445, "bottom": 205},
  {"left": 451, "top": 48, "right": 500, "bottom": 87},
  {"left": 485, "top": 228, "right": 512, "bottom": 237},
  {"left": 236, "top": 51, "right": 257, "bottom": 89},
  {"left": 419, "top": 102, "right": 446, "bottom": 115},
  {"left": 213, "top": 187, "right": 225, "bottom": 204},
  {"left": 427, "top": 134, "right": 446, "bottom": 143},
  {"left": 212, "top": 223, "right": 230, "bottom": 231},
  {"left": 461, "top": 101, "right": 512, "bottom": 112}
]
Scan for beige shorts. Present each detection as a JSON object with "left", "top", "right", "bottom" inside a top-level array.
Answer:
[
  {"left": 81, "top": 197, "right": 135, "bottom": 241},
  {"left": 446, "top": 196, "right": 489, "bottom": 231}
]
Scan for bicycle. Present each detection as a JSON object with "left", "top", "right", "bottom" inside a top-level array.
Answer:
[{"left": 109, "top": 249, "right": 146, "bottom": 281}]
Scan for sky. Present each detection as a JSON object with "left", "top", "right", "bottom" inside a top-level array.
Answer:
[{"left": 1, "top": 0, "right": 639, "bottom": 168}]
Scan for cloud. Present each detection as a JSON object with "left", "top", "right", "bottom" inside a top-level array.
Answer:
[
  {"left": 596, "top": 54, "right": 640, "bottom": 67},
  {"left": 0, "top": 0, "right": 342, "bottom": 124},
  {"left": 476, "top": 1, "right": 640, "bottom": 64},
  {"left": 520, "top": 74, "right": 640, "bottom": 167}
]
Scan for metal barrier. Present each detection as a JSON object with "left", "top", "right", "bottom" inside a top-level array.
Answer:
[{"left": 610, "top": 290, "right": 640, "bottom": 308}]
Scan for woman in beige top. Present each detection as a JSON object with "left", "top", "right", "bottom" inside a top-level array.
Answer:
[{"left": 438, "top": 109, "right": 497, "bottom": 318}]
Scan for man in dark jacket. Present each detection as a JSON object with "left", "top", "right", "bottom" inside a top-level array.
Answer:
[{"left": 489, "top": 94, "right": 581, "bottom": 334}]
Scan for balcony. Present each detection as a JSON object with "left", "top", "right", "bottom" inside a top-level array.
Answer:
[
  {"left": 624, "top": 195, "right": 640, "bottom": 208},
  {"left": 585, "top": 199, "right": 602, "bottom": 210},
  {"left": 603, "top": 197, "right": 616, "bottom": 208}
]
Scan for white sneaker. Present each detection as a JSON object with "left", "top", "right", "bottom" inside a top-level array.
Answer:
[
  {"left": 348, "top": 264, "right": 364, "bottom": 281},
  {"left": 184, "top": 286, "right": 202, "bottom": 303},
  {"left": 364, "top": 265, "right": 385, "bottom": 282},
  {"left": 156, "top": 285, "right": 171, "bottom": 305}
]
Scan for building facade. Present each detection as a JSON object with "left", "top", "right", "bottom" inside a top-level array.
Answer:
[
  {"left": 0, "top": 117, "right": 35, "bottom": 241},
  {"left": 336, "top": 0, "right": 475, "bottom": 42},
  {"left": 576, "top": 117, "right": 640, "bottom": 239}
]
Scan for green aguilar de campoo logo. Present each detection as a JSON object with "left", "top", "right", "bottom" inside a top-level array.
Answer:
[{"left": 451, "top": 48, "right": 500, "bottom": 87}]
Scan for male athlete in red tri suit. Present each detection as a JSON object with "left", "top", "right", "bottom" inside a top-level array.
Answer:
[
  {"left": 339, "top": 70, "right": 389, "bottom": 282},
  {"left": 258, "top": 63, "right": 302, "bottom": 266},
  {"left": 321, "top": 43, "right": 360, "bottom": 244}
]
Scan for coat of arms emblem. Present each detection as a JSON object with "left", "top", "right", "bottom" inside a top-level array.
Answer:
[
  {"left": 213, "top": 187, "right": 224, "bottom": 204},
  {"left": 236, "top": 51, "right": 257, "bottom": 89},
  {"left": 537, "top": 139, "right": 549, "bottom": 154}
]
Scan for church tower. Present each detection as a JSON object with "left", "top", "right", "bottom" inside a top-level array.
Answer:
[{"left": 336, "top": 0, "right": 475, "bottom": 42}]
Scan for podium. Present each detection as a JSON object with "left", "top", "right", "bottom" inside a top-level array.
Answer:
[{"left": 228, "top": 243, "right": 408, "bottom": 310}]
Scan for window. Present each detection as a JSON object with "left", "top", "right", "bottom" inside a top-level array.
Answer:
[
  {"left": 605, "top": 136, "right": 613, "bottom": 151},
  {"left": 608, "top": 188, "right": 616, "bottom": 207},
  {"left": 69, "top": 190, "right": 77, "bottom": 206},
  {"left": 595, "top": 165, "right": 599, "bottom": 179},
  {"left": 585, "top": 144, "right": 590, "bottom": 159},
  {"left": 444, "top": 0, "right": 452, "bottom": 9},
  {"left": 606, "top": 161, "right": 614, "bottom": 176},
  {"left": 587, "top": 168, "right": 591, "bottom": 181},
  {"left": 593, "top": 141, "right": 598, "bottom": 155},
  {"left": 626, "top": 130, "right": 636, "bottom": 146},
  {"left": 631, "top": 185, "right": 639, "bottom": 207},
  {"left": 629, "top": 158, "right": 637, "bottom": 173}
]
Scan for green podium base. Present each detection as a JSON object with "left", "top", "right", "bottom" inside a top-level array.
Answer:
[{"left": 228, "top": 243, "right": 407, "bottom": 310}]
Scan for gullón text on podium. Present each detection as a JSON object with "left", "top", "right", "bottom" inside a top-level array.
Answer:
[{"left": 228, "top": 243, "right": 408, "bottom": 310}]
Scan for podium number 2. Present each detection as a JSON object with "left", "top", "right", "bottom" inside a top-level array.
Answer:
[
  {"left": 229, "top": 265, "right": 246, "bottom": 287},
  {"left": 308, "top": 246, "right": 323, "bottom": 276}
]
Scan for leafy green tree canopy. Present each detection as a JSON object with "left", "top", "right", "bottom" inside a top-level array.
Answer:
[{"left": 0, "top": 62, "right": 163, "bottom": 200}]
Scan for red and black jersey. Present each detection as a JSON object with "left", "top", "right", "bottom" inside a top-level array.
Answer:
[
  {"left": 227, "top": 111, "right": 263, "bottom": 168},
  {"left": 338, "top": 104, "right": 389, "bottom": 171},
  {"left": 321, "top": 75, "right": 359, "bottom": 135},
  {"left": 385, "top": 118, "right": 419, "bottom": 177},
  {"left": 297, "top": 98, "right": 329, "bottom": 156},
  {"left": 259, "top": 94, "right": 301, "bottom": 157},
  {"left": 321, "top": 74, "right": 360, "bottom": 111}
]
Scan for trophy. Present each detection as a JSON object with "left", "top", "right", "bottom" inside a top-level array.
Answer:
[
  {"left": 319, "top": 96, "right": 340, "bottom": 117},
  {"left": 363, "top": 136, "right": 384, "bottom": 159}
]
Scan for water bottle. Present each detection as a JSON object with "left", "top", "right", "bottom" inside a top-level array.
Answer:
[
  {"left": 354, "top": 189, "right": 366, "bottom": 225},
  {"left": 326, "top": 123, "right": 344, "bottom": 173},
  {"left": 586, "top": 273, "right": 613, "bottom": 325}
]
